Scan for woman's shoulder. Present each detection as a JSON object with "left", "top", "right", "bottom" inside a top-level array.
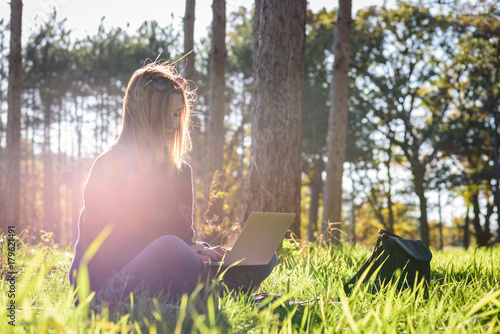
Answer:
[
  {"left": 170, "top": 160, "right": 192, "bottom": 184},
  {"left": 177, "top": 160, "right": 193, "bottom": 177},
  {"left": 89, "top": 145, "right": 135, "bottom": 177},
  {"left": 180, "top": 160, "right": 192, "bottom": 172},
  {"left": 84, "top": 145, "right": 137, "bottom": 194}
]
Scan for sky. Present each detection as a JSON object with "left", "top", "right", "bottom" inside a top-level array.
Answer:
[{"left": 0, "top": 0, "right": 394, "bottom": 43}]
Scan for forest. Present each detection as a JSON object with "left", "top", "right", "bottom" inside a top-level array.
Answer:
[{"left": 0, "top": 0, "right": 499, "bottom": 251}]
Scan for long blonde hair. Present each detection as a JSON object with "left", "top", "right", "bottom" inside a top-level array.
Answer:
[{"left": 117, "top": 61, "right": 194, "bottom": 170}]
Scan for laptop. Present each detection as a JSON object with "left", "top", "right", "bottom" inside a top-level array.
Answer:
[{"left": 216, "top": 212, "right": 296, "bottom": 266}]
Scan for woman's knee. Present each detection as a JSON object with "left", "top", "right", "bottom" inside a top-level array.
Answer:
[
  {"left": 134, "top": 235, "right": 202, "bottom": 275},
  {"left": 149, "top": 235, "right": 186, "bottom": 253}
]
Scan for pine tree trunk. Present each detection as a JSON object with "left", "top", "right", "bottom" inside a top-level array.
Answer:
[
  {"left": 204, "top": 0, "right": 226, "bottom": 243},
  {"left": 207, "top": 0, "right": 226, "bottom": 175},
  {"left": 464, "top": 205, "right": 470, "bottom": 250},
  {"left": 243, "top": 0, "right": 306, "bottom": 238},
  {"left": 491, "top": 97, "right": 500, "bottom": 243},
  {"left": 72, "top": 102, "right": 83, "bottom": 246},
  {"left": 183, "top": 0, "right": 196, "bottom": 82},
  {"left": 322, "top": 0, "right": 352, "bottom": 243},
  {"left": 183, "top": 0, "right": 198, "bottom": 157},
  {"left": 55, "top": 107, "right": 62, "bottom": 244},
  {"left": 43, "top": 103, "right": 56, "bottom": 237},
  {"left": 472, "top": 192, "right": 482, "bottom": 245},
  {"left": 414, "top": 169, "right": 430, "bottom": 246},
  {"left": 472, "top": 191, "right": 492, "bottom": 247},
  {"left": 20, "top": 123, "right": 26, "bottom": 230},
  {"left": 386, "top": 143, "right": 395, "bottom": 233},
  {"left": 484, "top": 200, "right": 494, "bottom": 246},
  {"left": 243, "top": 0, "right": 260, "bottom": 228},
  {"left": 29, "top": 125, "right": 39, "bottom": 241},
  {"left": 252, "top": 0, "right": 261, "bottom": 80},
  {"left": 438, "top": 188, "right": 444, "bottom": 251},
  {"left": 183, "top": 0, "right": 203, "bottom": 234},
  {"left": 308, "top": 158, "right": 323, "bottom": 241},
  {"left": 5, "top": 0, "right": 23, "bottom": 233}
]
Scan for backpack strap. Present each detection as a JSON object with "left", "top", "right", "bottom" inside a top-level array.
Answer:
[
  {"left": 378, "top": 228, "right": 400, "bottom": 239},
  {"left": 343, "top": 237, "right": 383, "bottom": 296}
]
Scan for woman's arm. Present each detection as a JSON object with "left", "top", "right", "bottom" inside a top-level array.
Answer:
[{"left": 190, "top": 243, "right": 228, "bottom": 262}]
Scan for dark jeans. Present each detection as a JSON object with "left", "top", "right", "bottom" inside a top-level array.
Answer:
[{"left": 93, "top": 235, "right": 277, "bottom": 303}]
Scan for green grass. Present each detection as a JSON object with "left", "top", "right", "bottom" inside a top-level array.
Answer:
[{"left": 2, "top": 235, "right": 500, "bottom": 333}]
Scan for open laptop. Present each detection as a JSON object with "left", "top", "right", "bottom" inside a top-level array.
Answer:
[{"left": 216, "top": 212, "right": 296, "bottom": 266}]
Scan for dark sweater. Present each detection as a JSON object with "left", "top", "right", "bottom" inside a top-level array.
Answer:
[{"left": 69, "top": 145, "right": 196, "bottom": 291}]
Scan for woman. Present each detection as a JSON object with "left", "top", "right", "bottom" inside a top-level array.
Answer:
[{"left": 69, "top": 61, "right": 276, "bottom": 303}]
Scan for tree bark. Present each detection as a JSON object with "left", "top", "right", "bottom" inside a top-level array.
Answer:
[
  {"left": 484, "top": 200, "right": 494, "bottom": 245},
  {"left": 491, "top": 93, "right": 500, "bottom": 243},
  {"left": 55, "top": 107, "right": 62, "bottom": 244},
  {"left": 73, "top": 99, "right": 83, "bottom": 245},
  {"left": 204, "top": 0, "right": 226, "bottom": 243},
  {"left": 183, "top": 0, "right": 196, "bottom": 82},
  {"left": 183, "top": 0, "right": 203, "bottom": 232},
  {"left": 438, "top": 188, "right": 444, "bottom": 251},
  {"left": 243, "top": 0, "right": 306, "bottom": 238},
  {"left": 252, "top": 0, "right": 261, "bottom": 81},
  {"left": 29, "top": 123, "right": 39, "bottom": 241},
  {"left": 183, "top": 0, "right": 200, "bottom": 178},
  {"left": 464, "top": 205, "right": 470, "bottom": 250},
  {"left": 322, "top": 0, "right": 352, "bottom": 243},
  {"left": 413, "top": 167, "right": 430, "bottom": 246},
  {"left": 386, "top": 143, "right": 395, "bottom": 233},
  {"left": 471, "top": 192, "right": 482, "bottom": 245},
  {"left": 207, "top": 0, "right": 226, "bottom": 175},
  {"left": 308, "top": 158, "right": 324, "bottom": 241},
  {"left": 471, "top": 191, "right": 493, "bottom": 247},
  {"left": 5, "top": 0, "right": 23, "bottom": 233},
  {"left": 43, "top": 102, "right": 56, "bottom": 237}
]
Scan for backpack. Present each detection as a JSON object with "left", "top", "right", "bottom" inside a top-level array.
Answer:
[{"left": 344, "top": 229, "right": 432, "bottom": 296}]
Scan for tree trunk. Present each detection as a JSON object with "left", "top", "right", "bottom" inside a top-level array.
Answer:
[
  {"left": 413, "top": 168, "right": 430, "bottom": 246},
  {"left": 183, "top": 0, "right": 196, "bottom": 82},
  {"left": 73, "top": 100, "right": 83, "bottom": 245},
  {"left": 243, "top": 0, "right": 260, "bottom": 230},
  {"left": 351, "top": 180, "right": 356, "bottom": 243},
  {"left": 55, "top": 107, "right": 62, "bottom": 244},
  {"left": 322, "top": 0, "right": 352, "bottom": 244},
  {"left": 243, "top": 0, "right": 306, "bottom": 238},
  {"left": 29, "top": 123, "right": 39, "bottom": 241},
  {"left": 491, "top": 92, "right": 500, "bottom": 244},
  {"left": 438, "top": 188, "right": 444, "bottom": 251},
  {"left": 183, "top": 0, "right": 202, "bottom": 201},
  {"left": 308, "top": 158, "right": 323, "bottom": 241},
  {"left": 183, "top": 0, "right": 201, "bottom": 187},
  {"left": 471, "top": 191, "right": 492, "bottom": 247},
  {"left": 471, "top": 192, "right": 482, "bottom": 246},
  {"left": 484, "top": 200, "right": 494, "bottom": 246},
  {"left": 464, "top": 205, "right": 470, "bottom": 250},
  {"left": 43, "top": 103, "right": 56, "bottom": 237},
  {"left": 5, "top": 0, "right": 23, "bottom": 233},
  {"left": 252, "top": 0, "right": 262, "bottom": 80},
  {"left": 20, "top": 123, "right": 27, "bottom": 230},
  {"left": 207, "top": 0, "right": 226, "bottom": 175},
  {"left": 204, "top": 0, "right": 226, "bottom": 244},
  {"left": 386, "top": 143, "right": 394, "bottom": 233}
]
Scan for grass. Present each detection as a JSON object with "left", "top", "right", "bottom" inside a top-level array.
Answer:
[{"left": 1, "top": 235, "right": 500, "bottom": 333}]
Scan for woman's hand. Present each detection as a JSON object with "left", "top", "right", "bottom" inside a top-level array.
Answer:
[{"left": 190, "top": 243, "right": 228, "bottom": 263}]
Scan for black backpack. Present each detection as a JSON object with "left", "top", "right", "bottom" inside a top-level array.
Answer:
[{"left": 344, "top": 229, "right": 432, "bottom": 295}]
